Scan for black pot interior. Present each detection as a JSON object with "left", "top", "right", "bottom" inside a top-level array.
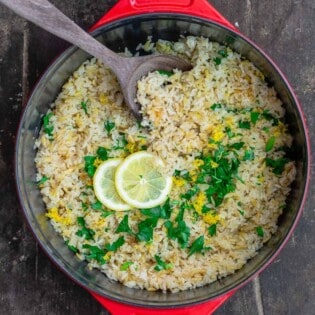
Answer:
[{"left": 15, "top": 14, "right": 309, "bottom": 308}]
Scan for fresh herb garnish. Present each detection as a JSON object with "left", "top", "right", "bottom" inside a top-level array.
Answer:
[
  {"left": 115, "top": 215, "right": 132, "bottom": 233},
  {"left": 265, "top": 136, "right": 276, "bottom": 152},
  {"left": 208, "top": 224, "right": 217, "bottom": 236},
  {"left": 165, "top": 220, "right": 190, "bottom": 248},
  {"left": 96, "top": 146, "right": 109, "bottom": 160},
  {"left": 83, "top": 244, "right": 106, "bottom": 264},
  {"left": 262, "top": 110, "right": 279, "bottom": 126},
  {"left": 188, "top": 235, "right": 211, "bottom": 256},
  {"left": 136, "top": 217, "right": 158, "bottom": 242},
  {"left": 113, "top": 133, "right": 128, "bottom": 150},
  {"left": 229, "top": 142, "right": 245, "bottom": 150},
  {"left": 210, "top": 103, "right": 223, "bottom": 110},
  {"left": 157, "top": 70, "right": 173, "bottom": 77},
  {"left": 80, "top": 100, "right": 88, "bottom": 115},
  {"left": 213, "top": 57, "right": 222, "bottom": 65},
  {"left": 104, "top": 120, "right": 115, "bottom": 135},
  {"left": 120, "top": 261, "right": 134, "bottom": 271},
  {"left": 43, "top": 112, "right": 54, "bottom": 139},
  {"left": 84, "top": 155, "right": 96, "bottom": 177},
  {"left": 218, "top": 49, "right": 228, "bottom": 58},
  {"left": 65, "top": 240, "right": 78, "bottom": 253},
  {"left": 105, "top": 236, "right": 125, "bottom": 252},
  {"left": 76, "top": 217, "right": 95, "bottom": 240},
  {"left": 256, "top": 226, "right": 264, "bottom": 237},
  {"left": 238, "top": 120, "right": 251, "bottom": 129},
  {"left": 140, "top": 199, "right": 172, "bottom": 220},
  {"left": 250, "top": 111, "right": 260, "bottom": 124},
  {"left": 265, "top": 157, "right": 289, "bottom": 175},
  {"left": 37, "top": 175, "right": 49, "bottom": 185},
  {"left": 154, "top": 255, "right": 173, "bottom": 271},
  {"left": 243, "top": 150, "right": 255, "bottom": 161}
]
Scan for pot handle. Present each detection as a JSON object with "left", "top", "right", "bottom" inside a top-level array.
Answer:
[
  {"left": 90, "top": 0, "right": 237, "bottom": 31},
  {"left": 90, "top": 290, "right": 234, "bottom": 315}
]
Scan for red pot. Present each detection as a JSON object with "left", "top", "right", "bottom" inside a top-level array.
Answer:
[{"left": 15, "top": 0, "right": 311, "bottom": 314}]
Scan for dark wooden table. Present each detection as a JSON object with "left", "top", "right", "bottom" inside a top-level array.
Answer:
[{"left": 0, "top": 1, "right": 314, "bottom": 314}]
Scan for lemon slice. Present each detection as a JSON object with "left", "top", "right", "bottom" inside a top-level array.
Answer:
[
  {"left": 93, "top": 159, "right": 132, "bottom": 211},
  {"left": 115, "top": 151, "right": 172, "bottom": 209}
]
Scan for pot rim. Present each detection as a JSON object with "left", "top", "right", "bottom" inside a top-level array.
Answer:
[{"left": 15, "top": 12, "right": 311, "bottom": 310}]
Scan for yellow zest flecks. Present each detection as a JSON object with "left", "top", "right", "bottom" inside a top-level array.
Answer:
[
  {"left": 207, "top": 142, "right": 218, "bottom": 150},
  {"left": 210, "top": 161, "right": 219, "bottom": 168},
  {"left": 46, "top": 207, "right": 73, "bottom": 226},
  {"left": 126, "top": 142, "right": 136, "bottom": 153},
  {"left": 193, "top": 159, "right": 204, "bottom": 168},
  {"left": 99, "top": 93, "right": 108, "bottom": 104},
  {"left": 172, "top": 177, "right": 186, "bottom": 187},
  {"left": 192, "top": 192, "right": 207, "bottom": 215},
  {"left": 104, "top": 252, "right": 112, "bottom": 261},
  {"left": 94, "top": 157, "right": 104, "bottom": 168},
  {"left": 203, "top": 212, "right": 220, "bottom": 225},
  {"left": 212, "top": 127, "right": 225, "bottom": 142}
]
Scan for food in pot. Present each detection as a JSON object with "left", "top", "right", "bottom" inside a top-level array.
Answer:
[{"left": 35, "top": 36, "right": 296, "bottom": 292}]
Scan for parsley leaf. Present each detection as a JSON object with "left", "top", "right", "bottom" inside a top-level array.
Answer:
[
  {"left": 210, "top": 103, "right": 223, "bottom": 110},
  {"left": 96, "top": 146, "right": 109, "bottom": 161},
  {"left": 154, "top": 255, "right": 173, "bottom": 271},
  {"left": 208, "top": 224, "right": 217, "bottom": 236},
  {"left": 84, "top": 155, "right": 96, "bottom": 177},
  {"left": 65, "top": 240, "right": 78, "bottom": 253},
  {"left": 82, "top": 244, "right": 106, "bottom": 265},
  {"left": 105, "top": 236, "right": 125, "bottom": 251},
  {"left": 157, "top": 70, "right": 173, "bottom": 76},
  {"left": 256, "top": 226, "right": 264, "bottom": 237},
  {"left": 136, "top": 217, "right": 158, "bottom": 242},
  {"left": 188, "top": 235, "right": 211, "bottom": 256},
  {"left": 238, "top": 120, "right": 251, "bottom": 129},
  {"left": 120, "top": 261, "right": 134, "bottom": 271},
  {"left": 104, "top": 120, "right": 115, "bottom": 135},
  {"left": 115, "top": 215, "right": 132, "bottom": 233},
  {"left": 80, "top": 100, "right": 88, "bottom": 115},
  {"left": 37, "top": 175, "right": 49, "bottom": 185},
  {"left": 243, "top": 150, "right": 255, "bottom": 161},
  {"left": 140, "top": 199, "right": 172, "bottom": 219},
  {"left": 42, "top": 112, "right": 54, "bottom": 139},
  {"left": 165, "top": 220, "right": 190, "bottom": 248},
  {"left": 76, "top": 217, "right": 95, "bottom": 240},
  {"left": 250, "top": 111, "right": 260, "bottom": 124},
  {"left": 265, "top": 157, "right": 289, "bottom": 175},
  {"left": 265, "top": 136, "right": 276, "bottom": 152}
]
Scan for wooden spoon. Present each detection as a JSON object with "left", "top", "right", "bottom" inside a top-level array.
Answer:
[{"left": 1, "top": 0, "right": 191, "bottom": 119}]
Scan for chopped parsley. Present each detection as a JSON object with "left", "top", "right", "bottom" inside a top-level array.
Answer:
[
  {"left": 42, "top": 112, "right": 54, "bottom": 139},
  {"left": 210, "top": 103, "right": 223, "bottom": 110},
  {"left": 154, "top": 255, "right": 173, "bottom": 271},
  {"left": 265, "top": 136, "right": 276, "bottom": 152},
  {"left": 37, "top": 175, "right": 49, "bottom": 185},
  {"left": 80, "top": 100, "right": 88, "bottom": 115},
  {"left": 208, "top": 224, "right": 217, "bottom": 237},
  {"left": 105, "top": 236, "right": 125, "bottom": 252},
  {"left": 104, "top": 120, "right": 115, "bottom": 135},
  {"left": 136, "top": 217, "right": 158, "bottom": 242},
  {"left": 140, "top": 199, "right": 172, "bottom": 220},
  {"left": 96, "top": 146, "right": 109, "bottom": 160},
  {"left": 83, "top": 244, "right": 107, "bottom": 264},
  {"left": 256, "top": 226, "right": 264, "bottom": 237},
  {"left": 83, "top": 155, "right": 96, "bottom": 177},
  {"left": 165, "top": 220, "right": 190, "bottom": 248},
  {"left": 243, "top": 149, "right": 255, "bottom": 161},
  {"left": 188, "top": 235, "right": 211, "bottom": 256},
  {"left": 120, "top": 261, "right": 134, "bottom": 271},
  {"left": 262, "top": 110, "right": 279, "bottom": 126},
  {"left": 265, "top": 157, "right": 289, "bottom": 175},
  {"left": 250, "top": 111, "right": 260, "bottom": 124},
  {"left": 76, "top": 217, "right": 95, "bottom": 240},
  {"left": 157, "top": 70, "right": 173, "bottom": 76},
  {"left": 113, "top": 133, "right": 128, "bottom": 150},
  {"left": 65, "top": 240, "right": 78, "bottom": 253},
  {"left": 238, "top": 120, "right": 251, "bottom": 129},
  {"left": 115, "top": 215, "right": 132, "bottom": 234}
]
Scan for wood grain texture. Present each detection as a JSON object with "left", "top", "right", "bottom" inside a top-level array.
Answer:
[{"left": 0, "top": 1, "right": 314, "bottom": 314}]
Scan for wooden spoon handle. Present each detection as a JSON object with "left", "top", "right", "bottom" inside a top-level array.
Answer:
[{"left": 0, "top": 0, "right": 121, "bottom": 70}]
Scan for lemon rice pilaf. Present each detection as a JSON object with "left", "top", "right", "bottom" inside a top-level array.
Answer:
[{"left": 35, "top": 36, "right": 296, "bottom": 292}]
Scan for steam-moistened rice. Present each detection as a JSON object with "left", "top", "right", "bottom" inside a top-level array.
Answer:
[{"left": 35, "top": 36, "right": 296, "bottom": 292}]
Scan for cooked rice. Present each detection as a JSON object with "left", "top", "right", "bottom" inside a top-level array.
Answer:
[{"left": 35, "top": 36, "right": 296, "bottom": 292}]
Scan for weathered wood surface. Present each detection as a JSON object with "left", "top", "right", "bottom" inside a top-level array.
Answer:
[{"left": 0, "top": 0, "right": 314, "bottom": 314}]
